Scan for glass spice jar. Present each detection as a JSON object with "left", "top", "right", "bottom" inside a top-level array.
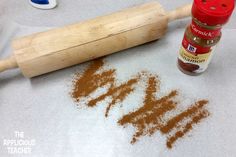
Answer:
[{"left": 177, "top": 0, "right": 235, "bottom": 75}]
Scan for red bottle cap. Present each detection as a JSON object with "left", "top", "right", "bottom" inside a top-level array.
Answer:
[{"left": 192, "top": 0, "right": 235, "bottom": 26}]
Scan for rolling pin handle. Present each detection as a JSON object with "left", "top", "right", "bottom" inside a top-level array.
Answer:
[
  {"left": 167, "top": 4, "right": 192, "bottom": 22},
  {"left": 0, "top": 55, "right": 18, "bottom": 73}
]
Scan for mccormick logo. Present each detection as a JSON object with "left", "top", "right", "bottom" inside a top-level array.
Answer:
[
  {"left": 187, "top": 44, "right": 197, "bottom": 53},
  {"left": 191, "top": 24, "right": 213, "bottom": 38}
]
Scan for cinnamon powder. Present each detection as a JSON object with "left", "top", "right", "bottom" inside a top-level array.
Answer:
[
  {"left": 71, "top": 58, "right": 210, "bottom": 149},
  {"left": 89, "top": 77, "right": 140, "bottom": 117},
  {"left": 166, "top": 107, "right": 209, "bottom": 148},
  {"left": 118, "top": 75, "right": 209, "bottom": 148},
  {"left": 72, "top": 58, "right": 140, "bottom": 117},
  {"left": 72, "top": 59, "right": 115, "bottom": 103},
  {"left": 118, "top": 76, "right": 179, "bottom": 144}
]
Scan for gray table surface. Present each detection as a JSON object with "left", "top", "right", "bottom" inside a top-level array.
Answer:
[{"left": 1, "top": 0, "right": 236, "bottom": 157}]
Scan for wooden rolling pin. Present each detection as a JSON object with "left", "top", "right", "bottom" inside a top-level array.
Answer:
[{"left": 0, "top": 2, "right": 191, "bottom": 78}]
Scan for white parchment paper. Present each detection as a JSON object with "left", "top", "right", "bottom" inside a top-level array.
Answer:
[{"left": 0, "top": 0, "right": 236, "bottom": 157}]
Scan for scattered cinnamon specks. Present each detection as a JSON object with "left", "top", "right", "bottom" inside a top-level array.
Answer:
[{"left": 71, "top": 58, "right": 210, "bottom": 149}]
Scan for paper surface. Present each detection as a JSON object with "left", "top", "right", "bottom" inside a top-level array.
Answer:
[{"left": 0, "top": 0, "right": 236, "bottom": 157}]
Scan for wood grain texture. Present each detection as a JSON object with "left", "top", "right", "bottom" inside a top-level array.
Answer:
[
  {"left": 0, "top": 56, "right": 18, "bottom": 73},
  {"left": 0, "top": 2, "right": 192, "bottom": 78},
  {"left": 12, "top": 1, "right": 167, "bottom": 77},
  {"left": 167, "top": 4, "right": 192, "bottom": 22}
]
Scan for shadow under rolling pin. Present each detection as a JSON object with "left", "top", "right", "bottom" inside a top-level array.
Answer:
[{"left": 0, "top": 2, "right": 192, "bottom": 78}]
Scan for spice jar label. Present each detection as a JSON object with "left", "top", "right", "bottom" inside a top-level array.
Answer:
[
  {"left": 177, "top": 0, "right": 235, "bottom": 75},
  {"left": 178, "top": 35, "right": 214, "bottom": 73},
  {"left": 190, "top": 20, "right": 221, "bottom": 39}
]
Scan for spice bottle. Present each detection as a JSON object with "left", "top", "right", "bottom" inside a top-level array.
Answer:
[{"left": 177, "top": 0, "right": 235, "bottom": 75}]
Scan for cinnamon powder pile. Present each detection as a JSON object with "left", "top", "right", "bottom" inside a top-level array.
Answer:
[
  {"left": 118, "top": 75, "right": 209, "bottom": 148},
  {"left": 72, "top": 59, "right": 140, "bottom": 117},
  {"left": 71, "top": 58, "right": 210, "bottom": 149}
]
